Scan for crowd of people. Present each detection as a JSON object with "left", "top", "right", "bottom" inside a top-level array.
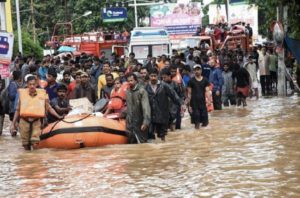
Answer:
[{"left": 0, "top": 40, "right": 299, "bottom": 150}]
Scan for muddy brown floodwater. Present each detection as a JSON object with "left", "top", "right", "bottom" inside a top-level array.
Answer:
[{"left": 1, "top": 96, "right": 300, "bottom": 198}]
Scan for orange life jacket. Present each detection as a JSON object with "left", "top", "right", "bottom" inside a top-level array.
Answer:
[
  {"left": 19, "top": 88, "right": 48, "bottom": 118},
  {"left": 206, "top": 84, "right": 214, "bottom": 112},
  {"left": 107, "top": 83, "right": 129, "bottom": 110}
]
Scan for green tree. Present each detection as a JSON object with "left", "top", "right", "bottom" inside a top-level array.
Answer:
[
  {"left": 248, "top": 0, "right": 300, "bottom": 39},
  {"left": 13, "top": 31, "right": 43, "bottom": 59},
  {"left": 11, "top": 0, "right": 151, "bottom": 46}
]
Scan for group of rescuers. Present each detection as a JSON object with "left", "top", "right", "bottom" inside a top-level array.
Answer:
[{"left": 7, "top": 63, "right": 210, "bottom": 150}]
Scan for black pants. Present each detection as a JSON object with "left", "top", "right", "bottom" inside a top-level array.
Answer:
[
  {"left": 9, "top": 113, "right": 14, "bottom": 121},
  {"left": 175, "top": 106, "right": 181, "bottom": 129},
  {"left": 260, "top": 75, "right": 271, "bottom": 95},
  {"left": 149, "top": 123, "right": 167, "bottom": 139},
  {"left": 191, "top": 107, "right": 208, "bottom": 126},
  {"left": 270, "top": 71, "right": 277, "bottom": 88},
  {"left": 212, "top": 91, "right": 222, "bottom": 110},
  {"left": 222, "top": 93, "right": 236, "bottom": 106}
]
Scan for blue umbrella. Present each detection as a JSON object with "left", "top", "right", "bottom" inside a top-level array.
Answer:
[{"left": 57, "top": 46, "right": 76, "bottom": 52}]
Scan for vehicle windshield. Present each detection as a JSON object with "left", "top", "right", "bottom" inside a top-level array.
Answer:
[
  {"left": 132, "top": 46, "right": 149, "bottom": 59},
  {"left": 179, "top": 38, "right": 200, "bottom": 49}
]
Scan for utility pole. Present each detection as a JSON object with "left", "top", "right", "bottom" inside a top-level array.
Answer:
[
  {"left": 0, "top": 2, "right": 6, "bottom": 31},
  {"left": 134, "top": 0, "right": 138, "bottom": 27},
  {"left": 31, "top": 0, "right": 36, "bottom": 43},
  {"left": 15, "top": 0, "right": 23, "bottom": 54},
  {"left": 276, "top": 3, "right": 286, "bottom": 96}
]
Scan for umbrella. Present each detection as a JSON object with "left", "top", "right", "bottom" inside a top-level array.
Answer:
[{"left": 57, "top": 46, "right": 76, "bottom": 52}]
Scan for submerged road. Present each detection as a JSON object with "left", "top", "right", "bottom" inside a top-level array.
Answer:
[{"left": 0, "top": 96, "right": 300, "bottom": 197}]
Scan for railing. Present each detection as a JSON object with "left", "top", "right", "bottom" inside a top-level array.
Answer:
[{"left": 46, "top": 33, "right": 128, "bottom": 48}]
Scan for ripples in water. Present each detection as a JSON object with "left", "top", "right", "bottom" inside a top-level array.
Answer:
[{"left": 0, "top": 97, "right": 300, "bottom": 197}]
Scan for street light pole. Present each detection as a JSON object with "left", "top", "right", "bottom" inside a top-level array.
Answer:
[
  {"left": 16, "top": 0, "right": 23, "bottom": 54},
  {"left": 71, "top": 11, "right": 92, "bottom": 23}
]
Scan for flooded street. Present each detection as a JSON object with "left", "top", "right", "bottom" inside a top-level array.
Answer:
[{"left": 1, "top": 96, "right": 300, "bottom": 198}]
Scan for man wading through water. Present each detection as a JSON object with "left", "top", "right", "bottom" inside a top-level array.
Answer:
[
  {"left": 145, "top": 68, "right": 182, "bottom": 142},
  {"left": 10, "top": 76, "right": 62, "bottom": 150},
  {"left": 186, "top": 64, "right": 211, "bottom": 129},
  {"left": 125, "top": 73, "right": 151, "bottom": 143}
]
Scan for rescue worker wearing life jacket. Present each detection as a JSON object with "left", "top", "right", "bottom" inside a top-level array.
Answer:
[
  {"left": 104, "top": 77, "right": 128, "bottom": 117},
  {"left": 10, "top": 76, "right": 63, "bottom": 150}
]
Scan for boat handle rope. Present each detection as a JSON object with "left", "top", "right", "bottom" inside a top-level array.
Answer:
[{"left": 47, "top": 114, "right": 93, "bottom": 134}]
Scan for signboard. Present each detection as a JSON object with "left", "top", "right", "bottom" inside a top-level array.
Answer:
[
  {"left": 0, "top": 64, "right": 10, "bottom": 78},
  {"left": 150, "top": 3, "right": 202, "bottom": 35},
  {"left": 228, "top": 4, "right": 258, "bottom": 37},
  {"left": 102, "top": 7, "right": 127, "bottom": 23},
  {"left": 0, "top": 32, "right": 14, "bottom": 65},
  {"left": 209, "top": 4, "right": 227, "bottom": 24}
]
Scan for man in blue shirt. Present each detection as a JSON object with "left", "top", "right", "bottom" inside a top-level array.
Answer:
[
  {"left": 45, "top": 68, "right": 60, "bottom": 101},
  {"left": 38, "top": 60, "right": 49, "bottom": 80},
  {"left": 209, "top": 59, "right": 224, "bottom": 110}
]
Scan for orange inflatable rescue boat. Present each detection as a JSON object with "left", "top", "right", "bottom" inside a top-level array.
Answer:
[{"left": 35, "top": 114, "right": 128, "bottom": 149}]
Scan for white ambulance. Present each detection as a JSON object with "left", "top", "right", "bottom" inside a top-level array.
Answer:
[{"left": 129, "top": 27, "right": 172, "bottom": 62}]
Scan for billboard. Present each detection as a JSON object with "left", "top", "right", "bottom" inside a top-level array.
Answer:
[
  {"left": 102, "top": 7, "right": 127, "bottom": 23},
  {"left": 0, "top": 64, "right": 10, "bottom": 78},
  {"left": 0, "top": 32, "right": 14, "bottom": 65},
  {"left": 150, "top": 3, "right": 202, "bottom": 35},
  {"left": 208, "top": 4, "right": 227, "bottom": 24},
  {"left": 228, "top": 4, "right": 258, "bottom": 37}
]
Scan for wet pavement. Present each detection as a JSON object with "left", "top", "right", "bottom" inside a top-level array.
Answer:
[{"left": 1, "top": 96, "right": 300, "bottom": 197}]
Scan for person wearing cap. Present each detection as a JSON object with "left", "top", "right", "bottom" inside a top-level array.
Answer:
[
  {"left": 45, "top": 68, "right": 60, "bottom": 101},
  {"left": 73, "top": 72, "right": 96, "bottom": 104},
  {"left": 186, "top": 64, "right": 211, "bottom": 129},
  {"left": 48, "top": 84, "right": 72, "bottom": 123}
]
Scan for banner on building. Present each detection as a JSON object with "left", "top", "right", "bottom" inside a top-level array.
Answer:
[
  {"left": 0, "top": 32, "right": 14, "bottom": 65},
  {"left": 208, "top": 4, "right": 227, "bottom": 24},
  {"left": 150, "top": 3, "right": 202, "bottom": 35},
  {"left": 228, "top": 4, "right": 258, "bottom": 37},
  {"left": 102, "top": 7, "right": 127, "bottom": 23},
  {"left": 0, "top": 64, "right": 10, "bottom": 78}
]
